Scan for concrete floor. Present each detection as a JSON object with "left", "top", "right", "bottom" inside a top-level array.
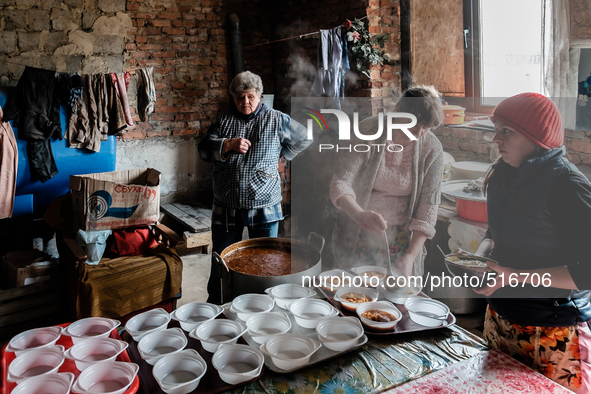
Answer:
[{"left": 178, "top": 250, "right": 485, "bottom": 337}]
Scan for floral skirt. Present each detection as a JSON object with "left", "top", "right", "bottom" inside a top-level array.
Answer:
[
  {"left": 354, "top": 225, "right": 424, "bottom": 277},
  {"left": 484, "top": 305, "right": 591, "bottom": 392}
]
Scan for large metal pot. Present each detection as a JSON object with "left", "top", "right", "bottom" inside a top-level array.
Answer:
[{"left": 213, "top": 233, "right": 324, "bottom": 303}]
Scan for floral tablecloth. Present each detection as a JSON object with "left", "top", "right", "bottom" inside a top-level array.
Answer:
[
  {"left": 384, "top": 349, "right": 573, "bottom": 394},
  {"left": 225, "top": 324, "right": 489, "bottom": 394}
]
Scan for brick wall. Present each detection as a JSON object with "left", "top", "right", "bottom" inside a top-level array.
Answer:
[
  {"left": 123, "top": 0, "right": 275, "bottom": 140},
  {"left": 269, "top": 0, "right": 401, "bottom": 114},
  {"left": 434, "top": 125, "right": 591, "bottom": 165}
]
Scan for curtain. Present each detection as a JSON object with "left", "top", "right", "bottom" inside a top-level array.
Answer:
[{"left": 543, "top": 0, "right": 578, "bottom": 129}]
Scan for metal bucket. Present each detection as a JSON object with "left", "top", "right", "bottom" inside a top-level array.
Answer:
[{"left": 213, "top": 233, "right": 324, "bottom": 303}]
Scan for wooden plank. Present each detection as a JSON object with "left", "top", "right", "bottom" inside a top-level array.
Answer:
[
  {"left": 0, "top": 292, "right": 63, "bottom": 316},
  {"left": 0, "top": 280, "right": 63, "bottom": 303},
  {"left": 0, "top": 303, "right": 64, "bottom": 327},
  {"left": 172, "top": 203, "right": 212, "bottom": 230},
  {"left": 161, "top": 203, "right": 210, "bottom": 233},
  {"left": 183, "top": 231, "right": 212, "bottom": 249}
]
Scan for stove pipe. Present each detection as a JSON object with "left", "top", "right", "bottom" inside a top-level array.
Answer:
[{"left": 228, "top": 13, "right": 245, "bottom": 77}]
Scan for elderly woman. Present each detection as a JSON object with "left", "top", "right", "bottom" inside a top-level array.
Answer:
[
  {"left": 473, "top": 93, "right": 591, "bottom": 392},
  {"left": 198, "top": 71, "right": 311, "bottom": 304},
  {"left": 330, "top": 85, "right": 444, "bottom": 278}
]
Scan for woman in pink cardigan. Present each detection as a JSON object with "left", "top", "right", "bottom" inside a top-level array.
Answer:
[{"left": 330, "top": 85, "right": 444, "bottom": 278}]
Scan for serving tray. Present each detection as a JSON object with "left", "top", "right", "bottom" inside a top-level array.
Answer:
[
  {"left": 120, "top": 318, "right": 264, "bottom": 394},
  {"left": 318, "top": 287, "right": 456, "bottom": 336},
  {"left": 1, "top": 323, "right": 139, "bottom": 394},
  {"left": 222, "top": 303, "right": 368, "bottom": 374}
]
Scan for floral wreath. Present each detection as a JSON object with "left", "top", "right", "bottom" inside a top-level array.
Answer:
[{"left": 344, "top": 18, "right": 394, "bottom": 78}]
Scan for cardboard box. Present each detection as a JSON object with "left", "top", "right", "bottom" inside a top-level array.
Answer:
[
  {"left": 69, "top": 168, "right": 161, "bottom": 231},
  {"left": 2, "top": 250, "right": 59, "bottom": 288}
]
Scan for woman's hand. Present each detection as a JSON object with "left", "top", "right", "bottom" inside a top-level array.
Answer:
[
  {"left": 395, "top": 253, "right": 415, "bottom": 278},
  {"left": 473, "top": 260, "right": 514, "bottom": 296},
  {"left": 353, "top": 210, "right": 387, "bottom": 235},
  {"left": 224, "top": 138, "right": 251, "bottom": 154}
]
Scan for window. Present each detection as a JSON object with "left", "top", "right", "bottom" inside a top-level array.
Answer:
[{"left": 464, "top": 0, "right": 546, "bottom": 112}]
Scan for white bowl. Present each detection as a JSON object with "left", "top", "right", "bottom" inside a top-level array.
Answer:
[
  {"left": 264, "top": 284, "right": 316, "bottom": 309},
  {"left": 190, "top": 319, "right": 247, "bottom": 353},
  {"left": 152, "top": 349, "right": 207, "bottom": 394},
  {"left": 356, "top": 301, "right": 402, "bottom": 332},
  {"left": 7, "top": 345, "right": 65, "bottom": 384},
  {"left": 287, "top": 298, "right": 339, "bottom": 329},
  {"left": 5, "top": 326, "right": 63, "bottom": 356},
  {"left": 10, "top": 372, "right": 75, "bottom": 394},
  {"left": 378, "top": 278, "right": 422, "bottom": 304},
  {"left": 229, "top": 294, "right": 275, "bottom": 321},
  {"left": 138, "top": 327, "right": 188, "bottom": 365},
  {"left": 212, "top": 344, "right": 264, "bottom": 385},
  {"left": 72, "top": 361, "right": 138, "bottom": 394},
  {"left": 315, "top": 317, "right": 364, "bottom": 352},
  {"left": 64, "top": 338, "right": 128, "bottom": 371},
  {"left": 350, "top": 265, "right": 388, "bottom": 287},
  {"left": 405, "top": 297, "right": 450, "bottom": 327},
  {"left": 259, "top": 333, "right": 321, "bottom": 371},
  {"left": 170, "top": 302, "right": 223, "bottom": 332},
  {"left": 62, "top": 318, "right": 120, "bottom": 345},
  {"left": 125, "top": 308, "right": 171, "bottom": 342},
  {"left": 317, "top": 269, "right": 355, "bottom": 293},
  {"left": 245, "top": 312, "right": 292, "bottom": 344},
  {"left": 333, "top": 286, "right": 379, "bottom": 312}
]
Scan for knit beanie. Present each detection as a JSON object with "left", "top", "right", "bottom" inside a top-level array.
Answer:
[{"left": 490, "top": 92, "right": 563, "bottom": 149}]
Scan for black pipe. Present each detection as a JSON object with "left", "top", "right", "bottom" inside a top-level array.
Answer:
[{"left": 228, "top": 13, "right": 245, "bottom": 77}]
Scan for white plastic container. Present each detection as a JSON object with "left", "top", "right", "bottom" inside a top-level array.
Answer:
[
  {"left": 287, "top": 298, "right": 339, "bottom": 329},
  {"left": 405, "top": 297, "right": 450, "bottom": 327},
  {"left": 5, "top": 326, "right": 62, "bottom": 356},
  {"left": 315, "top": 317, "right": 364, "bottom": 352},
  {"left": 212, "top": 344, "right": 264, "bottom": 385},
  {"left": 378, "top": 278, "right": 422, "bottom": 304},
  {"left": 64, "top": 338, "right": 128, "bottom": 371},
  {"left": 152, "top": 349, "right": 207, "bottom": 394},
  {"left": 350, "top": 265, "right": 388, "bottom": 287},
  {"left": 245, "top": 312, "right": 292, "bottom": 344},
  {"left": 259, "top": 333, "right": 322, "bottom": 371},
  {"left": 190, "top": 319, "right": 247, "bottom": 353},
  {"left": 356, "top": 301, "right": 402, "bottom": 332},
  {"left": 125, "top": 308, "right": 171, "bottom": 342},
  {"left": 333, "top": 286, "right": 379, "bottom": 312},
  {"left": 10, "top": 372, "right": 75, "bottom": 394},
  {"left": 138, "top": 327, "right": 188, "bottom": 365},
  {"left": 7, "top": 345, "right": 65, "bottom": 384},
  {"left": 264, "top": 284, "right": 316, "bottom": 309},
  {"left": 170, "top": 302, "right": 223, "bottom": 332},
  {"left": 229, "top": 294, "right": 274, "bottom": 321},
  {"left": 71, "top": 361, "right": 139, "bottom": 394},
  {"left": 62, "top": 318, "right": 120, "bottom": 345},
  {"left": 317, "top": 269, "right": 355, "bottom": 293}
]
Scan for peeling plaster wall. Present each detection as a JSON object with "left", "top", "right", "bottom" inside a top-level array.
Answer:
[
  {"left": 0, "top": 0, "right": 131, "bottom": 85},
  {"left": 115, "top": 135, "right": 212, "bottom": 204}
]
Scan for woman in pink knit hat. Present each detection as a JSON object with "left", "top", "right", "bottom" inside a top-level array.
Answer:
[{"left": 473, "top": 93, "right": 591, "bottom": 392}]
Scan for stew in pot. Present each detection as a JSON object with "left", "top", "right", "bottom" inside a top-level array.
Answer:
[{"left": 225, "top": 247, "right": 310, "bottom": 276}]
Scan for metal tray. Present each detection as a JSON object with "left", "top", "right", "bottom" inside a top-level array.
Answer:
[
  {"left": 222, "top": 303, "right": 368, "bottom": 374},
  {"left": 318, "top": 287, "right": 456, "bottom": 335},
  {"left": 120, "top": 319, "right": 264, "bottom": 394}
]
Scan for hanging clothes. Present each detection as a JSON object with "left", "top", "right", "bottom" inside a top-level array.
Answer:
[
  {"left": 3, "top": 66, "right": 61, "bottom": 182},
  {"left": 137, "top": 67, "right": 156, "bottom": 121},
  {"left": 311, "top": 26, "right": 344, "bottom": 100},
  {"left": 106, "top": 74, "right": 127, "bottom": 134},
  {"left": 110, "top": 72, "right": 134, "bottom": 127},
  {"left": 56, "top": 72, "right": 83, "bottom": 114},
  {"left": 0, "top": 106, "right": 18, "bottom": 219}
]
